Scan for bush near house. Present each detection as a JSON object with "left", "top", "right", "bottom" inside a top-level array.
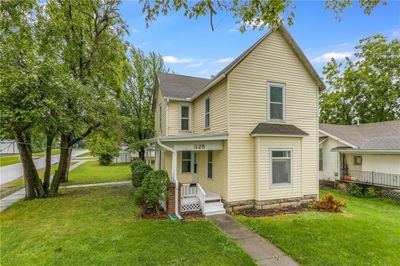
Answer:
[
  {"left": 134, "top": 170, "right": 169, "bottom": 214},
  {"left": 312, "top": 193, "right": 346, "bottom": 212},
  {"left": 131, "top": 162, "right": 152, "bottom": 187}
]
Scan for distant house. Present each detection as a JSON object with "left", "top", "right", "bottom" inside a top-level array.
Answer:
[
  {"left": 147, "top": 25, "right": 324, "bottom": 217},
  {"left": 319, "top": 120, "right": 400, "bottom": 188},
  {"left": 0, "top": 140, "right": 18, "bottom": 155}
]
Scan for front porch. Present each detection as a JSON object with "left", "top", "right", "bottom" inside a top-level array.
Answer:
[{"left": 180, "top": 183, "right": 225, "bottom": 216}]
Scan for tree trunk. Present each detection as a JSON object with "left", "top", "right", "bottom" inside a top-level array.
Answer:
[
  {"left": 15, "top": 132, "right": 46, "bottom": 199},
  {"left": 50, "top": 134, "right": 70, "bottom": 194},
  {"left": 61, "top": 147, "right": 72, "bottom": 183},
  {"left": 139, "top": 147, "right": 145, "bottom": 161},
  {"left": 43, "top": 134, "right": 54, "bottom": 193}
]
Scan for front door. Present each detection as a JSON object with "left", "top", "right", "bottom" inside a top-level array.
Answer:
[{"left": 192, "top": 151, "right": 198, "bottom": 183}]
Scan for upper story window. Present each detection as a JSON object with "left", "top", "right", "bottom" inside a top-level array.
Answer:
[
  {"left": 159, "top": 105, "right": 162, "bottom": 132},
  {"left": 271, "top": 150, "right": 291, "bottom": 185},
  {"left": 205, "top": 97, "right": 210, "bottom": 128},
  {"left": 180, "top": 105, "right": 190, "bottom": 131},
  {"left": 268, "top": 83, "right": 285, "bottom": 120}
]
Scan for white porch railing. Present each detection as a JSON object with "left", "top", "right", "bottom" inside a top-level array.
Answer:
[
  {"left": 180, "top": 183, "right": 206, "bottom": 213},
  {"left": 197, "top": 183, "right": 206, "bottom": 213}
]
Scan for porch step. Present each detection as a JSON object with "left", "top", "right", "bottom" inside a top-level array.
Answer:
[{"left": 203, "top": 202, "right": 226, "bottom": 216}]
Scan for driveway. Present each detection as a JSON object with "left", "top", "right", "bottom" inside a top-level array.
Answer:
[{"left": 0, "top": 149, "right": 89, "bottom": 186}]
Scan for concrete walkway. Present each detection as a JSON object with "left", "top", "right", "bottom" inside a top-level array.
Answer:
[
  {"left": 209, "top": 214, "right": 299, "bottom": 266},
  {"left": 0, "top": 149, "right": 89, "bottom": 185},
  {"left": 0, "top": 160, "right": 86, "bottom": 212}
]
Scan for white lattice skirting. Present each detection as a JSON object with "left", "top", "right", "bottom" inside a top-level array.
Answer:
[{"left": 181, "top": 198, "right": 201, "bottom": 212}]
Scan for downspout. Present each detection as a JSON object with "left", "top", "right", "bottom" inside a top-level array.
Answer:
[{"left": 157, "top": 139, "right": 182, "bottom": 220}]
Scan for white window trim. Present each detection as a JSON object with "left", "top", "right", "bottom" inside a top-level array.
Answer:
[
  {"left": 267, "top": 82, "right": 286, "bottom": 121},
  {"left": 207, "top": 150, "right": 213, "bottom": 179},
  {"left": 180, "top": 104, "right": 191, "bottom": 132},
  {"left": 204, "top": 96, "right": 210, "bottom": 129},
  {"left": 270, "top": 149, "right": 292, "bottom": 186},
  {"left": 181, "top": 151, "right": 192, "bottom": 174}
]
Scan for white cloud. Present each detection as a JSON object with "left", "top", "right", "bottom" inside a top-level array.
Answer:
[
  {"left": 392, "top": 31, "right": 399, "bottom": 36},
  {"left": 186, "top": 62, "right": 204, "bottom": 68},
  {"left": 244, "top": 18, "right": 265, "bottom": 28},
  {"left": 229, "top": 28, "right": 238, "bottom": 33},
  {"left": 163, "top": 56, "right": 194, "bottom": 64},
  {"left": 215, "top": 57, "right": 234, "bottom": 64},
  {"left": 338, "top": 42, "right": 350, "bottom": 47},
  {"left": 312, "top": 52, "right": 352, "bottom": 63}
]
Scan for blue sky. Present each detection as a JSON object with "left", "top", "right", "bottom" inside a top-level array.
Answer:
[{"left": 119, "top": 1, "right": 400, "bottom": 79}]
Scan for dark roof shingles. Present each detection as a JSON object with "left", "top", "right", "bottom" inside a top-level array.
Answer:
[
  {"left": 251, "top": 123, "right": 309, "bottom": 136},
  {"left": 157, "top": 72, "right": 209, "bottom": 99}
]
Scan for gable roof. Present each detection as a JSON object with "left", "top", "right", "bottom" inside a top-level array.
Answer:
[
  {"left": 250, "top": 123, "right": 309, "bottom": 137},
  {"left": 319, "top": 120, "right": 400, "bottom": 150},
  {"left": 157, "top": 72, "right": 209, "bottom": 100},
  {"left": 156, "top": 25, "right": 325, "bottom": 102}
]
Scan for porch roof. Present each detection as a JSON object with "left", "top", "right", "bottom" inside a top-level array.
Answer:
[
  {"left": 146, "top": 132, "right": 229, "bottom": 143},
  {"left": 250, "top": 123, "right": 309, "bottom": 137}
]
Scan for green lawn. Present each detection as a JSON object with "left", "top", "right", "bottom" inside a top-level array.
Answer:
[
  {"left": 0, "top": 149, "right": 61, "bottom": 167},
  {"left": 65, "top": 160, "right": 131, "bottom": 185},
  {"left": 236, "top": 189, "right": 400, "bottom": 266},
  {"left": 0, "top": 185, "right": 254, "bottom": 265}
]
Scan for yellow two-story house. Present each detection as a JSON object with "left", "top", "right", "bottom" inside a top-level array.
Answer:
[{"left": 148, "top": 26, "right": 325, "bottom": 216}]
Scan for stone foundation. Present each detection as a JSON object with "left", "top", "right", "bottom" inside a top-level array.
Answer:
[{"left": 223, "top": 194, "right": 318, "bottom": 213}]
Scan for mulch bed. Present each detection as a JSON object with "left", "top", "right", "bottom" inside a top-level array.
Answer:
[
  {"left": 237, "top": 205, "right": 312, "bottom": 217},
  {"left": 181, "top": 211, "right": 204, "bottom": 220},
  {"left": 139, "top": 209, "right": 204, "bottom": 220}
]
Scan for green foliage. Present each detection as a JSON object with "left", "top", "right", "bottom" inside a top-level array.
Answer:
[
  {"left": 350, "top": 184, "right": 364, "bottom": 198},
  {"left": 134, "top": 170, "right": 169, "bottom": 213},
  {"left": 313, "top": 193, "right": 346, "bottom": 212},
  {"left": 365, "top": 187, "right": 378, "bottom": 198},
  {"left": 131, "top": 159, "right": 145, "bottom": 174},
  {"left": 320, "top": 35, "right": 400, "bottom": 124},
  {"left": 86, "top": 132, "right": 120, "bottom": 166},
  {"left": 141, "top": 0, "right": 386, "bottom": 32},
  {"left": 132, "top": 163, "right": 152, "bottom": 187},
  {"left": 98, "top": 154, "right": 113, "bottom": 166}
]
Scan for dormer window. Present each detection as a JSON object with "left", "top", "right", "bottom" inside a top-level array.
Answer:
[
  {"left": 180, "top": 105, "right": 190, "bottom": 131},
  {"left": 268, "top": 83, "right": 285, "bottom": 120}
]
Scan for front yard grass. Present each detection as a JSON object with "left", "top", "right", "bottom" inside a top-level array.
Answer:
[
  {"left": 65, "top": 160, "right": 131, "bottom": 185},
  {"left": 236, "top": 189, "right": 400, "bottom": 266},
  {"left": 0, "top": 185, "right": 254, "bottom": 265}
]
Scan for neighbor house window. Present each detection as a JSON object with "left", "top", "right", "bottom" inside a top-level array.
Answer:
[
  {"left": 268, "top": 83, "right": 285, "bottom": 120},
  {"left": 180, "top": 105, "right": 190, "bottom": 131},
  {"left": 207, "top": 151, "right": 213, "bottom": 179},
  {"left": 271, "top": 150, "right": 291, "bottom": 184},
  {"left": 319, "top": 149, "right": 323, "bottom": 171},
  {"left": 181, "top": 151, "right": 191, "bottom": 173},
  {"left": 354, "top": 155, "right": 362, "bottom": 166},
  {"left": 205, "top": 97, "right": 210, "bottom": 128}
]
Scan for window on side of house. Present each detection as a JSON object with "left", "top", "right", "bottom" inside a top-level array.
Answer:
[
  {"left": 354, "top": 155, "right": 362, "bottom": 166},
  {"left": 319, "top": 149, "right": 323, "bottom": 171},
  {"left": 205, "top": 97, "right": 210, "bottom": 128},
  {"left": 180, "top": 105, "right": 190, "bottom": 131},
  {"left": 181, "top": 151, "right": 191, "bottom": 173},
  {"left": 271, "top": 150, "right": 291, "bottom": 185},
  {"left": 207, "top": 150, "right": 213, "bottom": 179},
  {"left": 159, "top": 105, "right": 162, "bottom": 132},
  {"left": 268, "top": 83, "right": 284, "bottom": 120}
]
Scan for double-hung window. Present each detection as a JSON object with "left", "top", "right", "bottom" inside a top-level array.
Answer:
[
  {"left": 271, "top": 150, "right": 291, "bottom": 185},
  {"left": 159, "top": 105, "right": 162, "bottom": 131},
  {"left": 181, "top": 105, "right": 190, "bottom": 131},
  {"left": 207, "top": 151, "right": 213, "bottom": 179},
  {"left": 268, "top": 83, "right": 285, "bottom": 120},
  {"left": 205, "top": 97, "right": 210, "bottom": 128},
  {"left": 181, "top": 151, "right": 191, "bottom": 173},
  {"left": 319, "top": 149, "right": 323, "bottom": 171}
]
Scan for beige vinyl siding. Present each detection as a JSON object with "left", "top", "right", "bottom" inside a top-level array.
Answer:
[
  {"left": 192, "top": 80, "right": 228, "bottom": 134},
  {"left": 345, "top": 153, "right": 363, "bottom": 172},
  {"left": 155, "top": 88, "right": 167, "bottom": 136},
  {"left": 227, "top": 30, "right": 319, "bottom": 202},
  {"left": 319, "top": 137, "right": 342, "bottom": 180},
  {"left": 256, "top": 137, "right": 302, "bottom": 200},
  {"left": 167, "top": 101, "right": 183, "bottom": 136},
  {"left": 362, "top": 154, "right": 400, "bottom": 175}
]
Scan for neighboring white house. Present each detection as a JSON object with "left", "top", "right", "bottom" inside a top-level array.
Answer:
[
  {"left": 0, "top": 140, "right": 18, "bottom": 155},
  {"left": 319, "top": 120, "right": 400, "bottom": 188}
]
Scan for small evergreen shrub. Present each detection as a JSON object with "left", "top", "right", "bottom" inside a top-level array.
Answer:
[
  {"left": 350, "top": 184, "right": 363, "bottom": 198},
  {"left": 131, "top": 159, "right": 145, "bottom": 174},
  {"left": 313, "top": 193, "right": 346, "bottom": 212},
  {"left": 132, "top": 163, "right": 152, "bottom": 187},
  {"left": 365, "top": 187, "right": 378, "bottom": 198},
  {"left": 134, "top": 170, "right": 170, "bottom": 214},
  {"left": 98, "top": 154, "right": 113, "bottom": 165}
]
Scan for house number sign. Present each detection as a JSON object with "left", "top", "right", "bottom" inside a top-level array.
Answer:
[{"left": 193, "top": 144, "right": 206, "bottom": 150}]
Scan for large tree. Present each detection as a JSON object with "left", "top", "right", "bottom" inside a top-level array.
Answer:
[
  {"left": 320, "top": 35, "right": 400, "bottom": 124},
  {"left": 119, "top": 48, "right": 167, "bottom": 160},
  {"left": 140, "top": 0, "right": 387, "bottom": 31}
]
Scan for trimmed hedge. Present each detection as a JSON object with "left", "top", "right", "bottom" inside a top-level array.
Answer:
[{"left": 132, "top": 163, "right": 152, "bottom": 187}]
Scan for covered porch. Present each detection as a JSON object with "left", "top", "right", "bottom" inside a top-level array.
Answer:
[{"left": 146, "top": 132, "right": 228, "bottom": 216}]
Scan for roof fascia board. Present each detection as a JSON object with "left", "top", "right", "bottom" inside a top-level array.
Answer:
[
  {"left": 251, "top": 133, "right": 306, "bottom": 138},
  {"left": 319, "top": 137, "right": 328, "bottom": 145},
  {"left": 319, "top": 129, "right": 358, "bottom": 149},
  {"left": 333, "top": 149, "right": 400, "bottom": 154},
  {"left": 164, "top": 97, "right": 191, "bottom": 102}
]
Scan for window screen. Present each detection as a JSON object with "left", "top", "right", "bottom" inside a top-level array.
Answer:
[
  {"left": 271, "top": 150, "right": 291, "bottom": 184},
  {"left": 181, "top": 106, "right": 189, "bottom": 131},
  {"left": 181, "top": 151, "right": 191, "bottom": 173},
  {"left": 270, "top": 86, "right": 283, "bottom": 120},
  {"left": 205, "top": 97, "right": 210, "bottom": 128}
]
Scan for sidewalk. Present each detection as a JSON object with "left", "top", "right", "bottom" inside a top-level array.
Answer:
[{"left": 209, "top": 214, "right": 299, "bottom": 266}]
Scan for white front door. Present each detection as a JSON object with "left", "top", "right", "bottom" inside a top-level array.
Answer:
[{"left": 192, "top": 151, "right": 199, "bottom": 183}]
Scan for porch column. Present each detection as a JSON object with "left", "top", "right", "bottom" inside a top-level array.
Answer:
[{"left": 155, "top": 150, "right": 160, "bottom": 170}]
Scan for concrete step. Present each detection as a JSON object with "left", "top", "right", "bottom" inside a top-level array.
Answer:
[{"left": 203, "top": 202, "right": 226, "bottom": 216}]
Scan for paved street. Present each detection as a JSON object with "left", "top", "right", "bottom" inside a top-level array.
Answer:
[{"left": 0, "top": 149, "right": 89, "bottom": 186}]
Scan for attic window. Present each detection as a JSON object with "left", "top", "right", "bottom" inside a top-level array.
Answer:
[{"left": 268, "top": 83, "right": 285, "bottom": 120}]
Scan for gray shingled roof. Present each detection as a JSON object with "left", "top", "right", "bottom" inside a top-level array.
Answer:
[
  {"left": 251, "top": 123, "right": 309, "bottom": 136},
  {"left": 157, "top": 72, "right": 209, "bottom": 99},
  {"left": 320, "top": 120, "right": 400, "bottom": 150}
]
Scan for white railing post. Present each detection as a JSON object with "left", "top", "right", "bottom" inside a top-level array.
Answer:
[{"left": 196, "top": 183, "right": 206, "bottom": 213}]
